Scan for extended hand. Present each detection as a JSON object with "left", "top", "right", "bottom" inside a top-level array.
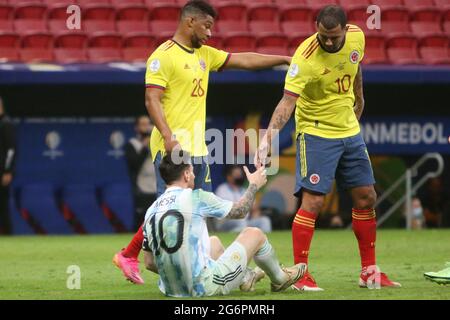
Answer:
[{"left": 243, "top": 166, "right": 267, "bottom": 190}]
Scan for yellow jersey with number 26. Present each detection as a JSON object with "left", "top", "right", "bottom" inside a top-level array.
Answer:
[
  {"left": 284, "top": 24, "right": 365, "bottom": 139},
  {"left": 145, "top": 40, "right": 230, "bottom": 160}
]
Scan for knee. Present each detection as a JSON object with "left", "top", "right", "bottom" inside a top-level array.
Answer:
[
  {"left": 354, "top": 188, "right": 377, "bottom": 209},
  {"left": 302, "top": 195, "right": 324, "bottom": 214},
  {"left": 241, "top": 227, "right": 266, "bottom": 245}
]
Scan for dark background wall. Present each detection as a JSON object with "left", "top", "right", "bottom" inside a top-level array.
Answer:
[{"left": 1, "top": 83, "right": 449, "bottom": 117}]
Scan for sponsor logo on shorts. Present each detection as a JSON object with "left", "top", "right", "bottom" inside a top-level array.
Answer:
[{"left": 310, "top": 173, "right": 320, "bottom": 185}]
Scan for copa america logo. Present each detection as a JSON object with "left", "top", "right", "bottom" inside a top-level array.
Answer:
[
  {"left": 107, "top": 130, "right": 125, "bottom": 159},
  {"left": 43, "top": 131, "right": 64, "bottom": 160}
]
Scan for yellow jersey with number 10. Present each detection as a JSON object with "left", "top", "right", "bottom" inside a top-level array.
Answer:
[
  {"left": 145, "top": 40, "right": 230, "bottom": 160},
  {"left": 284, "top": 24, "right": 365, "bottom": 139}
]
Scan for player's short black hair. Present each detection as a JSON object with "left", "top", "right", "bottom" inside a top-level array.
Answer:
[
  {"left": 159, "top": 150, "right": 192, "bottom": 185},
  {"left": 181, "top": 0, "right": 217, "bottom": 20},
  {"left": 316, "top": 5, "right": 347, "bottom": 29}
]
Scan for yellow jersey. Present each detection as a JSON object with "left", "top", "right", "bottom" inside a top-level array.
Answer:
[
  {"left": 145, "top": 40, "right": 230, "bottom": 160},
  {"left": 284, "top": 24, "right": 365, "bottom": 139}
]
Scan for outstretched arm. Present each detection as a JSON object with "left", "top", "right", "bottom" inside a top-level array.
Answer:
[
  {"left": 353, "top": 65, "right": 365, "bottom": 120},
  {"left": 254, "top": 93, "right": 297, "bottom": 167},
  {"left": 227, "top": 167, "right": 267, "bottom": 219},
  {"left": 225, "top": 53, "right": 291, "bottom": 70}
]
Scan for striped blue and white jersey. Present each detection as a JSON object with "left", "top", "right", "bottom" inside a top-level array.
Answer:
[{"left": 143, "top": 186, "right": 233, "bottom": 297}]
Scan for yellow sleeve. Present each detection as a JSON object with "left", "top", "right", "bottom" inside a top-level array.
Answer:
[
  {"left": 203, "top": 45, "right": 231, "bottom": 72},
  {"left": 284, "top": 53, "right": 314, "bottom": 98},
  {"left": 359, "top": 31, "right": 365, "bottom": 62},
  {"left": 145, "top": 50, "right": 173, "bottom": 90}
]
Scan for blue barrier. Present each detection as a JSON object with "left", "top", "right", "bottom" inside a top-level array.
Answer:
[{"left": 1, "top": 63, "right": 449, "bottom": 85}]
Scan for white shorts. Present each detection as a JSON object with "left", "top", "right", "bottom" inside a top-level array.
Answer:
[{"left": 201, "top": 241, "right": 248, "bottom": 296}]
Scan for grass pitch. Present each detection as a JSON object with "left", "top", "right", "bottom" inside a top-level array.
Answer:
[{"left": 0, "top": 230, "right": 449, "bottom": 300}]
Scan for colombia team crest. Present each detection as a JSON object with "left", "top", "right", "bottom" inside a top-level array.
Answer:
[{"left": 350, "top": 50, "right": 360, "bottom": 64}]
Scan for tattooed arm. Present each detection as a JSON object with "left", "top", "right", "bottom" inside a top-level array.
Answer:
[
  {"left": 226, "top": 167, "right": 267, "bottom": 220},
  {"left": 353, "top": 65, "right": 365, "bottom": 121},
  {"left": 227, "top": 184, "right": 258, "bottom": 219},
  {"left": 254, "top": 93, "right": 297, "bottom": 167}
]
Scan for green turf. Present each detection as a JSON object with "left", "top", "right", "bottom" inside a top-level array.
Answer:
[{"left": 0, "top": 230, "right": 449, "bottom": 300}]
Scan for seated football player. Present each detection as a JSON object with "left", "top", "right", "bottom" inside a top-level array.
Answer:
[{"left": 142, "top": 150, "right": 306, "bottom": 297}]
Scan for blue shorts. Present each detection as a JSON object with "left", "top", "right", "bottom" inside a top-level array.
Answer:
[
  {"left": 295, "top": 132, "right": 375, "bottom": 196},
  {"left": 153, "top": 152, "right": 212, "bottom": 196}
]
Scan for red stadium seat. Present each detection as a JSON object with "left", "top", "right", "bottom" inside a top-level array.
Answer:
[
  {"left": 339, "top": 0, "right": 371, "bottom": 8},
  {"left": 411, "top": 8, "right": 442, "bottom": 21},
  {"left": 281, "top": 21, "right": 315, "bottom": 38},
  {"left": 88, "top": 47, "right": 122, "bottom": 63},
  {"left": 306, "top": 0, "right": 338, "bottom": 9},
  {"left": 419, "top": 47, "right": 450, "bottom": 64},
  {"left": 434, "top": 0, "right": 450, "bottom": 6},
  {"left": 78, "top": 0, "right": 111, "bottom": 5},
  {"left": 0, "top": 4, "right": 13, "bottom": 20},
  {"left": 54, "top": 48, "right": 88, "bottom": 63},
  {"left": 82, "top": 20, "right": 116, "bottom": 33},
  {"left": 43, "top": 0, "right": 75, "bottom": 5},
  {"left": 274, "top": 0, "right": 307, "bottom": 6},
  {"left": 216, "top": 2, "right": 247, "bottom": 21},
  {"left": 444, "top": 21, "right": 450, "bottom": 35},
  {"left": 380, "top": 21, "right": 411, "bottom": 36},
  {"left": 243, "top": 0, "right": 273, "bottom": 4},
  {"left": 382, "top": 7, "right": 410, "bottom": 22},
  {"left": 371, "top": 0, "right": 404, "bottom": 9},
  {"left": 0, "top": 20, "right": 13, "bottom": 32},
  {"left": 418, "top": 34, "right": 449, "bottom": 47},
  {"left": 288, "top": 36, "right": 309, "bottom": 52},
  {"left": 362, "top": 47, "right": 389, "bottom": 64},
  {"left": 117, "top": 20, "right": 150, "bottom": 35},
  {"left": 256, "top": 34, "right": 288, "bottom": 52},
  {"left": 111, "top": 0, "right": 144, "bottom": 5},
  {"left": 149, "top": 20, "right": 177, "bottom": 38},
  {"left": 216, "top": 20, "right": 249, "bottom": 34},
  {"left": 83, "top": 4, "right": 115, "bottom": 21},
  {"left": 149, "top": 4, "right": 180, "bottom": 21},
  {"left": 88, "top": 33, "right": 122, "bottom": 48},
  {"left": 122, "top": 47, "right": 150, "bottom": 62},
  {"left": 347, "top": 6, "right": 371, "bottom": 22},
  {"left": 206, "top": 35, "right": 223, "bottom": 49},
  {"left": 280, "top": 6, "right": 313, "bottom": 23},
  {"left": 14, "top": 3, "right": 47, "bottom": 20},
  {"left": 387, "top": 47, "right": 422, "bottom": 64},
  {"left": 0, "top": 47, "right": 20, "bottom": 62},
  {"left": 0, "top": 32, "right": 19, "bottom": 48},
  {"left": 54, "top": 31, "right": 88, "bottom": 48},
  {"left": 222, "top": 33, "right": 256, "bottom": 52},
  {"left": 123, "top": 33, "right": 155, "bottom": 48},
  {"left": 249, "top": 21, "right": 281, "bottom": 34},
  {"left": 403, "top": 0, "right": 435, "bottom": 8},
  {"left": 20, "top": 48, "right": 54, "bottom": 62},
  {"left": 410, "top": 21, "right": 443, "bottom": 37},
  {"left": 386, "top": 35, "right": 418, "bottom": 49},
  {"left": 445, "top": 8, "right": 450, "bottom": 21},
  {"left": 47, "top": 4, "right": 72, "bottom": 20},
  {"left": 365, "top": 34, "right": 386, "bottom": 48},
  {"left": 21, "top": 32, "right": 53, "bottom": 48},
  {"left": 257, "top": 46, "right": 289, "bottom": 55},
  {"left": 116, "top": 4, "right": 149, "bottom": 21},
  {"left": 247, "top": 4, "right": 279, "bottom": 22},
  {"left": 14, "top": 19, "right": 48, "bottom": 32},
  {"left": 146, "top": 0, "right": 178, "bottom": 6}
]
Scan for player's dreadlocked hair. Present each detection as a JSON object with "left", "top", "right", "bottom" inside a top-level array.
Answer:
[
  {"left": 316, "top": 5, "right": 347, "bottom": 29},
  {"left": 159, "top": 150, "right": 192, "bottom": 185},
  {"left": 181, "top": 0, "right": 217, "bottom": 20}
]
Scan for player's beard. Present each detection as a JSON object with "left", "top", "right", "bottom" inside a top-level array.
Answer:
[{"left": 191, "top": 33, "right": 203, "bottom": 49}]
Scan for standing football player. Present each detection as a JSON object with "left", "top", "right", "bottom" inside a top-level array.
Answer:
[
  {"left": 255, "top": 5, "right": 401, "bottom": 291},
  {"left": 113, "top": 0, "right": 291, "bottom": 284}
]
